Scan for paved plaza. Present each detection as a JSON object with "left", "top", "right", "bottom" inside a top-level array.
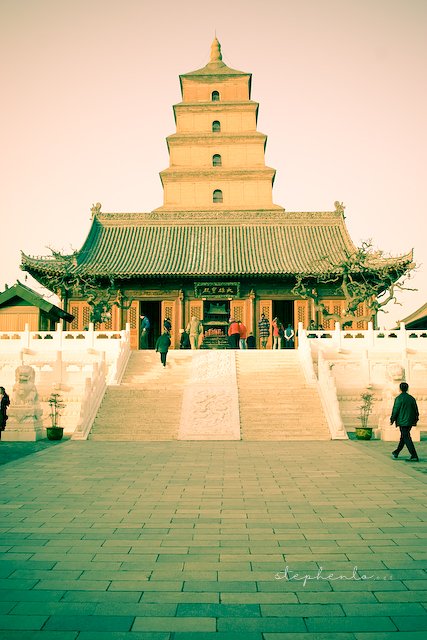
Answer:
[{"left": 0, "top": 438, "right": 426, "bottom": 639}]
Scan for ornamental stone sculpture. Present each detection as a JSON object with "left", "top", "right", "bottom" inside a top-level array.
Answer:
[{"left": 2, "top": 365, "right": 44, "bottom": 441}]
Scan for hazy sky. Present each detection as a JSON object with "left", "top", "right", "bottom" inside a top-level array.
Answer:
[{"left": 1, "top": 0, "right": 426, "bottom": 328}]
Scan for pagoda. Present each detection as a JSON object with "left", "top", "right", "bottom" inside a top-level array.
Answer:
[{"left": 21, "top": 39, "right": 411, "bottom": 349}]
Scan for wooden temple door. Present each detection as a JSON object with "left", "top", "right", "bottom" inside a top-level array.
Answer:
[
  {"left": 161, "top": 300, "right": 176, "bottom": 348},
  {"left": 69, "top": 301, "right": 91, "bottom": 331},
  {"left": 126, "top": 300, "right": 139, "bottom": 350},
  {"left": 258, "top": 299, "right": 272, "bottom": 349},
  {"left": 230, "top": 300, "right": 246, "bottom": 324}
]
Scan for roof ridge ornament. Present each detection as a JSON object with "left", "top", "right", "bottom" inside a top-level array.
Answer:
[
  {"left": 91, "top": 202, "right": 102, "bottom": 218},
  {"left": 210, "top": 37, "right": 222, "bottom": 62},
  {"left": 334, "top": 201, "right": 345, "bottom": 217}
]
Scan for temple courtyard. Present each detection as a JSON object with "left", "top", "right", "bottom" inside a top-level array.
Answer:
[{"left": 0, "top": 438, "right": 426, "bottom": 639}]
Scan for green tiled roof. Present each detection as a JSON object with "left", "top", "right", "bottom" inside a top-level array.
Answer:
[{"left": 21, "top": 211, "right": 412, "bottom": 281}]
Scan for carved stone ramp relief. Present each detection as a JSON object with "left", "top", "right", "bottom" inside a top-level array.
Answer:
[{"left": 178, "top": 350, "right": 241, "bottom": 440}]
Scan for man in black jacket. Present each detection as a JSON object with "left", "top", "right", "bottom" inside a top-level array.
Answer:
[{"left": 390, "top": 382, "right": 419, "bottom": 461}]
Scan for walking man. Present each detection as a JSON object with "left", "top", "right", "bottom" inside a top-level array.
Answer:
[
  {"left": 390, "top": 382, "right": 419, "bottom": 461},
  {"left": 155, "top": 331, "right": 171, "bottom": 367}
]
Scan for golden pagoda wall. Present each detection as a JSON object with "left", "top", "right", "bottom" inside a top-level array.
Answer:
[
  {"left": 181, "top": 76, "right": 250, "bottom": 102},
  {"left": 163, "top": 179, "right": 274, "bottom": 209}
]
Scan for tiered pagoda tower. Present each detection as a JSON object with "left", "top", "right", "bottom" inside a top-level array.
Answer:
[{"left": 157, "top": 37, "right": 281, "bottom": 213}]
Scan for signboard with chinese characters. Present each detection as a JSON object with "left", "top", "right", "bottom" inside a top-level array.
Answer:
[{"left": 194, "top": 282, "right": 240, "bottom": 298}]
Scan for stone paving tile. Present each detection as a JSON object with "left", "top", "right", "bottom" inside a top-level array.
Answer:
[
  {"left": 78, "top": 634, "right": 170, "bottom": 640},
  {"left": 263, "top": 635, "right": 357, "bottom": 640},
  {"left": 43, "top": 614, "right": 134, "bottom": 631},
  {"left": 0, "top": 439, "right": 426, "bottom": 637},
  {"left": 132, "top": 616, "right": 216, "bottom": 632},
  {"left": 172, "top": 634, "right": 262, "bottom": 640},
  {"left": 0, "top": 633, "right": 78, "bottom": 640}
]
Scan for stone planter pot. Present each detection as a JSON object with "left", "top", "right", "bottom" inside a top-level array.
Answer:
[
  {"left": 46, "top": 426, "right": 64, "bottom": 441},
  {"left": 355, "top": 427, "right": 373, "bottom": 440}
]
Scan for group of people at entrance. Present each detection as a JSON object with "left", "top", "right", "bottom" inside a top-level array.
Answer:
[
  {"left": 141, "top": 311, "right": 296, "bottom": 353},
  {"left": 227, "top": 319, "right": 255, "bottom": 349},
  {"left": 258, "top": 314, "right": 295, "bottom": 349}
]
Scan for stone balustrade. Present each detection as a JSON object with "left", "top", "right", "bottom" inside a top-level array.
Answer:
[
  {"left": 0, "top": 324, "right": 131, "bottom": 438},
  {"left": 299, "top": 321, "right": 427, "bottom": 352}
]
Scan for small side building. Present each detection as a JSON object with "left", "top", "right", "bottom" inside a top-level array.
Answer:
[{"left": 0, "top": 282, "right": 74, "bottom": 332}]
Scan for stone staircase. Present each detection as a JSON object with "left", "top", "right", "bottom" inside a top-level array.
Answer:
[
  {"left": 89, "top": 351, "right": 193, "bottom": 441},
  {"left": 89, "top": 350, "right": 332, "bottom": 441},
  {"left": 236, "top": 350, "right": 331, "bottom": 440}
]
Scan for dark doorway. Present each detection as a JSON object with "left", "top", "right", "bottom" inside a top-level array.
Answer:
[
  {"left": 272, "top": 300, "right": 294, "bottom": 329},
  {"left": 139, "top": 301, "right": 161, "bottom": 349}
]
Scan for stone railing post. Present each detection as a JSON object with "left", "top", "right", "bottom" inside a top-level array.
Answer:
[
  {"left": 398, "top": 321, "right": 407, "bottom": 350},
  {"left": 334, "top": 322, "right": 341, "bottom": 349},
  {"left": 367, "top": 321, "right": 375, "bottom": 349},
  {"left": 23, "top": 323, "right": 31, "bottom": 349},
  {"left": 56, "top": 322, "right": 63, "bottom": 349},
  {"left": 88, "top": 323, "right": 95, "bottom": 348}
]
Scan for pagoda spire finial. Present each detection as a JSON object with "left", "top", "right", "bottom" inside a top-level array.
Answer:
[{"left": 210, "top": 37, "right": 222, "bottom": 62}]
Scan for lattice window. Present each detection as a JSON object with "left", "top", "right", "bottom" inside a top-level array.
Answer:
[
  {"left": 356, "top": 303, "right": 365, "bottom": 329},
  {"left": 70, "top": 306, "right": 79, "bottom": 330},
  {"left": 297, "top": 306, "right": 305, "bottom": 324},
  {"left": 322, "top": 306, "right": 331, "bottom": 329},
  {"left": 261, "top": 304, "right": 270, "bottom": 320},
  {"left": 82, "top": 306, "right": 91, "bottom": 330},
  {"left": 129, "top": 307, "right": 137, "bottom": 329},
  {"left": 164, "top": 305, "right": 173, "bottom": 325},
  {"left": 233, "top": 306, "right": 243, "bottom": 322},
  {"left": 189, "top": 305, "right": 202, "bottom": 321}
]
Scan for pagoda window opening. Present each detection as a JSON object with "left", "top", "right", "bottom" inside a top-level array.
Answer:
[
  {"left": 213, "top": 189, "right": 223, "bottom": 203},
  {"left": 212, "top": 154, "right": 222, "bottom": 166},
  {"left": 212, "top": 90, "right": 220, "bottom": 101},
  {"left": 212, "top": 120, "right": 221, "bottom": 132}
]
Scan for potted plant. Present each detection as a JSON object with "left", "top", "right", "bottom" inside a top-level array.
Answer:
[
  {"left": 46, "top": 391, "right": 65, "bottom": 440},
  {"left": 355, "top": 390, "right": 375, "bottom": 440}
]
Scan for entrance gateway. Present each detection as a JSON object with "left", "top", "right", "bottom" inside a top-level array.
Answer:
[{"left": 132, "top": 286, "right": 297, "bottom": 350}]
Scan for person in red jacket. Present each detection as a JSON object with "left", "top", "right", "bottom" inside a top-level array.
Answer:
[
  {"left": 228, "top": 319, "right": 240, "bottom": 349},
  {"left": 238, "top": 321, "right": 247, "bottom": 349}
]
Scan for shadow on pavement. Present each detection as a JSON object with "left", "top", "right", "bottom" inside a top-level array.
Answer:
[{"left": 0, "top": 437, "right": 69, "bottom": 466}]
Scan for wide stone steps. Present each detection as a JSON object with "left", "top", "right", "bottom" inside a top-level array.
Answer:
[
  {"left": 236, "top": 351, "right": 331, "bottom": 441},
  {"left": 89, "top": 351, "right": 192, "bottom": 441},
  {"left": 89, "top": 350, "right": 332, "bottom": 441}
]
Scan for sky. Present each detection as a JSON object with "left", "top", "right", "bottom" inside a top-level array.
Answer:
[{"left": 1, "top": 0, "right": 426, "bottom": 328}]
